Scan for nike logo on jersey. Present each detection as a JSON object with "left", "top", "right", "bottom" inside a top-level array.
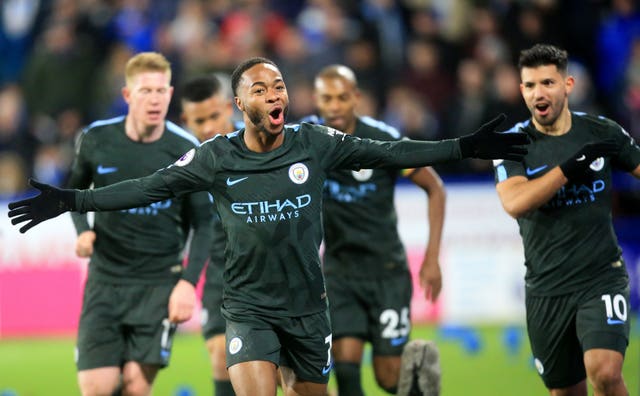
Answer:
[
  {"left": 607, "top": 318, "right": 625, "bottom": 325},
  {"left": 576, "top": 155, "right": 586, "bottom": 161},
  {"left": 322, "top": 363, "right": 333, "bottom": 376},
  {"left": 97, "top": 165, "right": 118, "bottom": 174},
  {"left": 526, "top": 165, "right": 548, "bottom": 176},
  {"left": 226, "top": 177, "right": 248, "bottom": 186},
  {"left": 390, "top": 336, "right": 408, "bottom": 347}
]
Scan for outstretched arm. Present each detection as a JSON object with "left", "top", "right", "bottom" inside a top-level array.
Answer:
[
  {"left": 324, "top": 114, "right": 530, "bottom": 171},
  {"left": 8, "top": 173, "right": 174, "bottom": 233}
]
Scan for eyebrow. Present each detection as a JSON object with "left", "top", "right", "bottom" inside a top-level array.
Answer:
[{"left": 250, "top": 78, "right": 284, "bottom": 88}]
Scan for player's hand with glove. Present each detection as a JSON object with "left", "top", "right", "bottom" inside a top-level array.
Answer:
[
  {"left": 559, "top": 139, "right": 619, "bottom": 180},
  {"left": 459, "top": 114, "right": 530, "bottom": 161},
  {"left": 7, "top": 178, "right": 77, "bottom": 233}
]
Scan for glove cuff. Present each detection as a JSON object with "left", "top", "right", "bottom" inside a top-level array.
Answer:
[
  {"left": 458, "top": 135, "right": 475, "bottom": 158},
  {"left": 559, "top": 160, "right": 578, "bottom": 180}
]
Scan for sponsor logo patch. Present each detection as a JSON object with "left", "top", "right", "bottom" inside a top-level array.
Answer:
[
  {"left": 175, "top": 148, "right": 196, "bottom": 167},
  {"left": 352, "top": 169, "right": 373, "bottom": 181}
]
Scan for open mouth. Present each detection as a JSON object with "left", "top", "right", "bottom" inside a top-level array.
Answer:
[
  {"left": 535, "top": 103, "right": 550, "bottom": 115},
  {"left": 269, "top": 107, "right": 284, "bottom": 125}
]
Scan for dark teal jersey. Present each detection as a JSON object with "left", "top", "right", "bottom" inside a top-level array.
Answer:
[
  {"left": 321, "top": 117, "right": 409, "bottom": 278},
  {"left": 76, "top": 122, "right": 463, "bottom": 316},
  {"left": 494, "top": 113, "right": 640, "bottom": 295},
  {"left": 204, "top": 121, "right": 245, "bottom": 287},
  {"left": 68, "top": 116, "right": 213, "bottom": 285}
]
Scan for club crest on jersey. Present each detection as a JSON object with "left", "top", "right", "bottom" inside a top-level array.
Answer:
[
  {"left": 175, "top": 148, "right": 195, "bottom": 167},
  {"left": 289, "top": 163, "right": 309, "bottom": 184},
  {"left": 534, "top": 358, "right": 544, "bottom": 375},
  {"left": 200, "top": 308, "right": 209, "bottom": 326},
  {"left": 589, "top": 157, "right": 605, "bottom": 171},
  {"left": 352, "top": 169, "right": 373, "bottom": 181},
  {"left": 228, "top": 337, "right": 243, "bottom": 355}
]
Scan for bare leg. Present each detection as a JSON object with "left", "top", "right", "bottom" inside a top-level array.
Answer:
[
  {"left": 585, "top": 349, "right": 628, "bottom": 396},
  {"left": 228, "top": 360, "right": 279, "bottom": 396},
  {"left": 78, "top": 367, "right": 121, "bottom": 396},
  {"left": 280, "top": 366, "right": 328, "bottom": 396}
]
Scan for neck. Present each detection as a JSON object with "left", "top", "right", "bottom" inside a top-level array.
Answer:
[
  {"left": 243, "top": 125, "right": 284, "bottom": 153},
  {"left": 533, "top": 108, "right": 572, "bottom": 136},
  {"left": 125, "top": 116, "right": 164, "bottom": 142}
]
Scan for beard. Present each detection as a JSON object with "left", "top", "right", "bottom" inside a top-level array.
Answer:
[
  {"left": 246, "top": 106, "right": 288, "bottom": 134},
  {"left": 532, "top": 97, "right": 566, "bottom": 127}
]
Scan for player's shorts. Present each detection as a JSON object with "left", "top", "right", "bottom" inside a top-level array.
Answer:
[
  {"left": 325, "top": 271, "right": 413, "bottom": 356},
  {"left": 76, "top": 279, "right": 177, "bottom": 371},
  {"left": 223, "top": 308, "right": 333, "bottom": 384},
  {"left": 525, "top": 275, "right": 630, "bottom": 389},
  {"left": 201, "top": 264, "right": 226, "bottom": 340}
]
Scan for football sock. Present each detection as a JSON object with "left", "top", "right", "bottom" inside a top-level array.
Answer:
[
  {"left": 334, "top": 361, "right": 364, "bottom": 396},
  {"left": 214, "top": 379, "right": 235, "bottom": 396}
]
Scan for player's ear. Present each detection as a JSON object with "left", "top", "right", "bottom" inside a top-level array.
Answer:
[
  {"left": 234, "top": 96, "right": 243, "bottom": 112},
  {"left": 122, "top": 86, "right": 131, "bottom": 103}
]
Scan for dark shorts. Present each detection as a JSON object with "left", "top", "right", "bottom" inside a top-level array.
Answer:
[
  {"left": 76, "top": 280, "right": 177, "bottom": 371},
  {"left": 325, "top": 271, "right": 413, "bottom": 356},
  {"left": 223, "top": 309, "right": 333, "bottom": 384},
  {"left": 526, "top": 277, "right": 630, "bottom": 389},
  {"left": 201, "top": 272, "right": 225, "bottom": 340}
]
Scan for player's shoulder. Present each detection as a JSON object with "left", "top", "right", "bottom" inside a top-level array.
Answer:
[
  {"left": 503, "top": 118, "right": 533, "bottom": 134},
  {"left": 288, "top": 121, "right": 338, "bottom": 137},
  {"left": 357, "top": 116, "right": 401, "bottom": 140},
  {"left": 572, "top": 111, "right": 621, "bottom": 132},
  {"left": 164, "top": 120, "right": 200, "bottom": 147},
  {"left": 83, "top": 115, "right": 126, "bottom": 136}
]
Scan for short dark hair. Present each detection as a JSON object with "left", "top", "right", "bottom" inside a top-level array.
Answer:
[
  {"left": 181, "top": 75, "right": 222, "bottom": 103},
  {"left": 518, "top": 44, "right": 568, "bottom": 73},
  {"left": 230, "top": 57, "right": 279, "bottom": 96}
]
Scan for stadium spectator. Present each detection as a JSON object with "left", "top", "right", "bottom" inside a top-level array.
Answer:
[
  {"left": 8, "top": 56, "right": 529, "bottom": 396},
  {"left": 308, "top": 63, "right": 444, "bottom": 396},
  {"left": 67, "top": 52, "right": 213, "bottom": 396},
  {"left": 179, "top": 73, "right": 243, "bottom": 396},
  {"left": 493, "top": 44, "right": 640, "bottom": 396}
]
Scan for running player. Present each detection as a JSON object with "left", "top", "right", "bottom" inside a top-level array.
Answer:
[
  {"left": 9, "top": 56, "right": 529, "bottom": 396},
  {"left": 494, "top": 43, "right": 640, "bottom": 396},
  {"left": 68, "top": 52, "right": 213, "bottom": 396}
]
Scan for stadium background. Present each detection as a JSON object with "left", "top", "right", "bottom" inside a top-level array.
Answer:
[{"left": 0, "top": 0, "right": 639, "bottom": 394}]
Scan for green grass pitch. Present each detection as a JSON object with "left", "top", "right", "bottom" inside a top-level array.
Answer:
[{"left": 1, "top": 321, "right": 637, "bottom": 395}]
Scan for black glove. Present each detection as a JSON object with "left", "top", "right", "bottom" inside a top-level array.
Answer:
[
  {"left": 459, "top": 114, "right": 530, "bottom": 161},
  {"left": 559, "top": 139, "right": 619, "bottom": 181},
  {"left": 7, "top": 179, "right": 77, "bottom": 233}
]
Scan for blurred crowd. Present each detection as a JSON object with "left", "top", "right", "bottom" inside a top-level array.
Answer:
[{"left": 1, "top": 0, "right": 640, "bottom": 195}]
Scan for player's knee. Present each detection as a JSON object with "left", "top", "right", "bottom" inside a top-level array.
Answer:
[
  {"left": 374, "top": 374, "right": 398, "bottom": 394},
  {"left": 120, "top": 376, "right": 152, "bottom": 396},
  {"left": 588, "top": 365, "right": 623, "bottom": 392},
  {"left": 78, "top": 375, "right": 120, "bottom": 396},
  {"left": 373, "top": 358, "right": 400, "bottom": 393},
  {"left": 78, "top": 382, "right": 120, "bottom": 396}
]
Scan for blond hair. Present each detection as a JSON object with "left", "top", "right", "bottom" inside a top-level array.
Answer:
[{"left": 124, "top": 52, "right": 172, "bottom": 86}]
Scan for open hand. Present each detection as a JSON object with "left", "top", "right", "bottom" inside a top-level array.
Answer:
[
  {"left": 459, "top": 114, "right": 530, "bottom": 161},
  {"left": 7, "top": 179, "right": 76, "bottom": 233}
]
